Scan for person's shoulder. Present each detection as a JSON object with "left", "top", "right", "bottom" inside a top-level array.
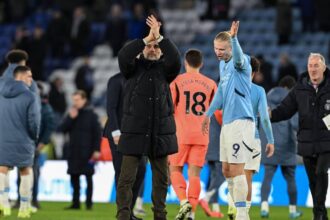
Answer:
[
  {"left": 172, "top": 73, "right": 185, "bottom": 82},
  {"left": 252, "top": 83, "right": 265, "bottom": 93}
]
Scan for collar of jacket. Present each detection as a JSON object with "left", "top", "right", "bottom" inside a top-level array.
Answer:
[{"left": 296, "top": 68, "right": 330, "bottom": 91}]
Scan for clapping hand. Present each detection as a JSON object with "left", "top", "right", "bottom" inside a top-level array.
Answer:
[{"left": 144, "top": 15, "right": 161, "bottom": 43}]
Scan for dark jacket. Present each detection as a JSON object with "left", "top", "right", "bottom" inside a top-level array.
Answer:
[
  {"left": 38, "top": 101, "right": 56, "bottom": 145},
  {"left": 0, "top": 78, "right": 40, "bottom": 167},
  {"left": 104, "top": 73, "right": 125, "bottom": 143},
  {"left": 261, "top": 87, "right": 298, "bottom": 165},
  {"left": 49, "top": 82, "right": 67, "bottom": 115},
  {"left": 59, "top": 107, "right": 101, "bottom": 175},
  {"left": 271, "top": 68, "right": 330, "bottom": 156},
  {"left": 117, "top": 39, "right": 181, "bottom": 158}
]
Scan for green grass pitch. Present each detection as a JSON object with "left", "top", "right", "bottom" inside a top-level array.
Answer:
[{"left": 2, "top": 202, "right": 328, "bottom": 219}]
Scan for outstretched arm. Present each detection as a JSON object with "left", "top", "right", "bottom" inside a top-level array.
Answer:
[
  {"left": 206, "top": 84, "right": 223, "bottom": 117},
  {"left": 271, "top": 87, "right": 298, "bottom": 122},
  {"left": 258, "top": 88, "right": 274, "bottom": 145}
]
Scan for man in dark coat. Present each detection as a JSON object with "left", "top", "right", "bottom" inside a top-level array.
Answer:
[
  {"left": 116, "top": 15, "right": 181, "bottom": 220},
  {"left": 270, "top": 53, "right": 330, "bottom": 220},
  {"left": 104, "top": 72, "right": 146, "bottom": 220},
  {"left": 0, "top": 66, "right": 40, "bottom": 218},
  {"left": 59, "top": 90, "right": 101, "bottom": 210}
]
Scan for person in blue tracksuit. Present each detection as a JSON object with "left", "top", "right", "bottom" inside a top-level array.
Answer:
[
  {"left": 0, "top": 66, "right": 40, "bottom": 218},
  {"left": 260, "top": 75, "right": 302, "bottom": 219}
]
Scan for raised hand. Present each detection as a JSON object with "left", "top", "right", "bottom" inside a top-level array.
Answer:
[
  {"left": 230, "top": 21, "right": 240, "bottom": 37},
  {"left": 146, "top": 15, "right": 161, "bottom": 40}
]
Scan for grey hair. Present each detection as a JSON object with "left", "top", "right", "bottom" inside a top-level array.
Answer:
[{"left": 309, "top": 53, "right": 326, "bottom": 65}]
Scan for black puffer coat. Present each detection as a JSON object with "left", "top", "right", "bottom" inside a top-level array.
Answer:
[
  {"left": 117, "top": 39, "right": 181, "bottom": 158},
  {"left": 272, "top": 68, "right": 330, "bottom": 156}
]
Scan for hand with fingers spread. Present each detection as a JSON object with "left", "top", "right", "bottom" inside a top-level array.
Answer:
[
  {"left": 265, "top": 143, "right": 275, "bottom": 158},
  {"left": 230, "top": 20, "right": 240, "bottom": 38}
]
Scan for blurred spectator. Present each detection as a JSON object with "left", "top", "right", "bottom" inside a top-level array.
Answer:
[
  {"left": 105, "top": 4, "right": 128, "bottom": 57},
  {"left": 32, "top": 82, "right": 56, "bottom": 209},
  {"left": 314, "top": 0, "right": 330, "bottom": 31},
  {"left": 74, "top": 56, "right": 94, "bottom": 100},
  {"left": 27, "top": 26, "right": 47, "bottom": 81},
  {"left": 46, "top": 10, "right": 70, "bottom": 58},
  {"left": 257, "top": 54, "right": 274, "bottom": 92},
  {"left": 59, "top": 90, "right": 101, "bottom": 210},
  {"left": 127, "top": 3, "right": 147, "bottom": 40},
  {"left": 298, "top": 0, "right": 315, "bottom": 32},
  {"left": 49, "top": 76, "right": 67, "bottom": 123},
  {"left": 90, "top": 0, "right": 110, "bottom": 21},
  {"left": 198, "top": 0, "right": 230, "bottom": 20},
  {"left": 70, "top": 6, "right": 91, "bottom": 57},
  {"left": 14, "top": 26, "right": 30, "bottom": 52},
  {"left": 229, "top": 0, "right": 259, "bottom": 19},
  {"left": 3, "top": 0, "right": 29, "bottom": 22},
  {"left": 278, "top": 53, "right": 298, "bottom": 83},
  {"left": 276, "top": 0, "right": 292, "bottom": 45}
]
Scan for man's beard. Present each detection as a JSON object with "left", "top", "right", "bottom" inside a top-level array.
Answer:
[{"left": 146, "top": 53, "right": 160, "bottom": 61}]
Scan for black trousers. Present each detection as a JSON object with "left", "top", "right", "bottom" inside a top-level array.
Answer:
[
  {"left": 109, "top": 138, "right": 146, "bottom": 211},
  {"left": 303, "top": 152, "right": 330, "bottom": 219},
  {"left": 70, "top": 174, "right": 93, "bottom": 208},
  {"left": 116, "top": 155, "right": 168, "bottom": 220}
]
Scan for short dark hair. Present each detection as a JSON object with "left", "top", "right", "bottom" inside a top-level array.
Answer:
[
  {"left": 73, "top": 90, "right": 87, "bottom": 100},
  {"left": 13, "top": 65, "right": 31, "bottom": 78},
  {"left": 250, "top": 56, "right": 260, "bottom": 73},
  {"left": 5, "top": 49, "right": 29, "bottom": 64},
  {"left": 185, "top": 49, "right": 203, "bottom": 68},
  {"left": 279, "top": 75, "right": 296, "bottom": 89}
]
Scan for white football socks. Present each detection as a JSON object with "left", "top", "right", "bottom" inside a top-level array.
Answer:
[{"left": 233, "top": 175, "right": 248, "bottom": 219}]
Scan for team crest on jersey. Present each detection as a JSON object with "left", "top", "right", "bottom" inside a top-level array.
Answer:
[{"left": 325, "top": 100, "right": 330, "bottom": 111}]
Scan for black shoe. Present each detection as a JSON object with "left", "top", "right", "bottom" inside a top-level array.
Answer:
[
  {"left": 131, "top": 215, "right": 143, "bottom": 220},
  {"left": 64, "top": 205, "right": 80, "bottom": 210},
  {"left": 314, "top": 213, "right": 329, "bottom": 220}
]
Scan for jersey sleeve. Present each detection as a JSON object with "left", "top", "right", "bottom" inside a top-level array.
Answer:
[
  {"left": 258, "top": 87, "right": 274, "bottom": 144},
  {"left": 206, "top": 83, "right": 223, "bottom": 117}
]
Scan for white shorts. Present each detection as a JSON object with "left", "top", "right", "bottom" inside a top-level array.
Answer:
[
  {"left": 244, "top": 138, "right": 261, "bottom": 172},
  {"left": 220, "top": 119, "right": 255, "bottom": 164}
]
